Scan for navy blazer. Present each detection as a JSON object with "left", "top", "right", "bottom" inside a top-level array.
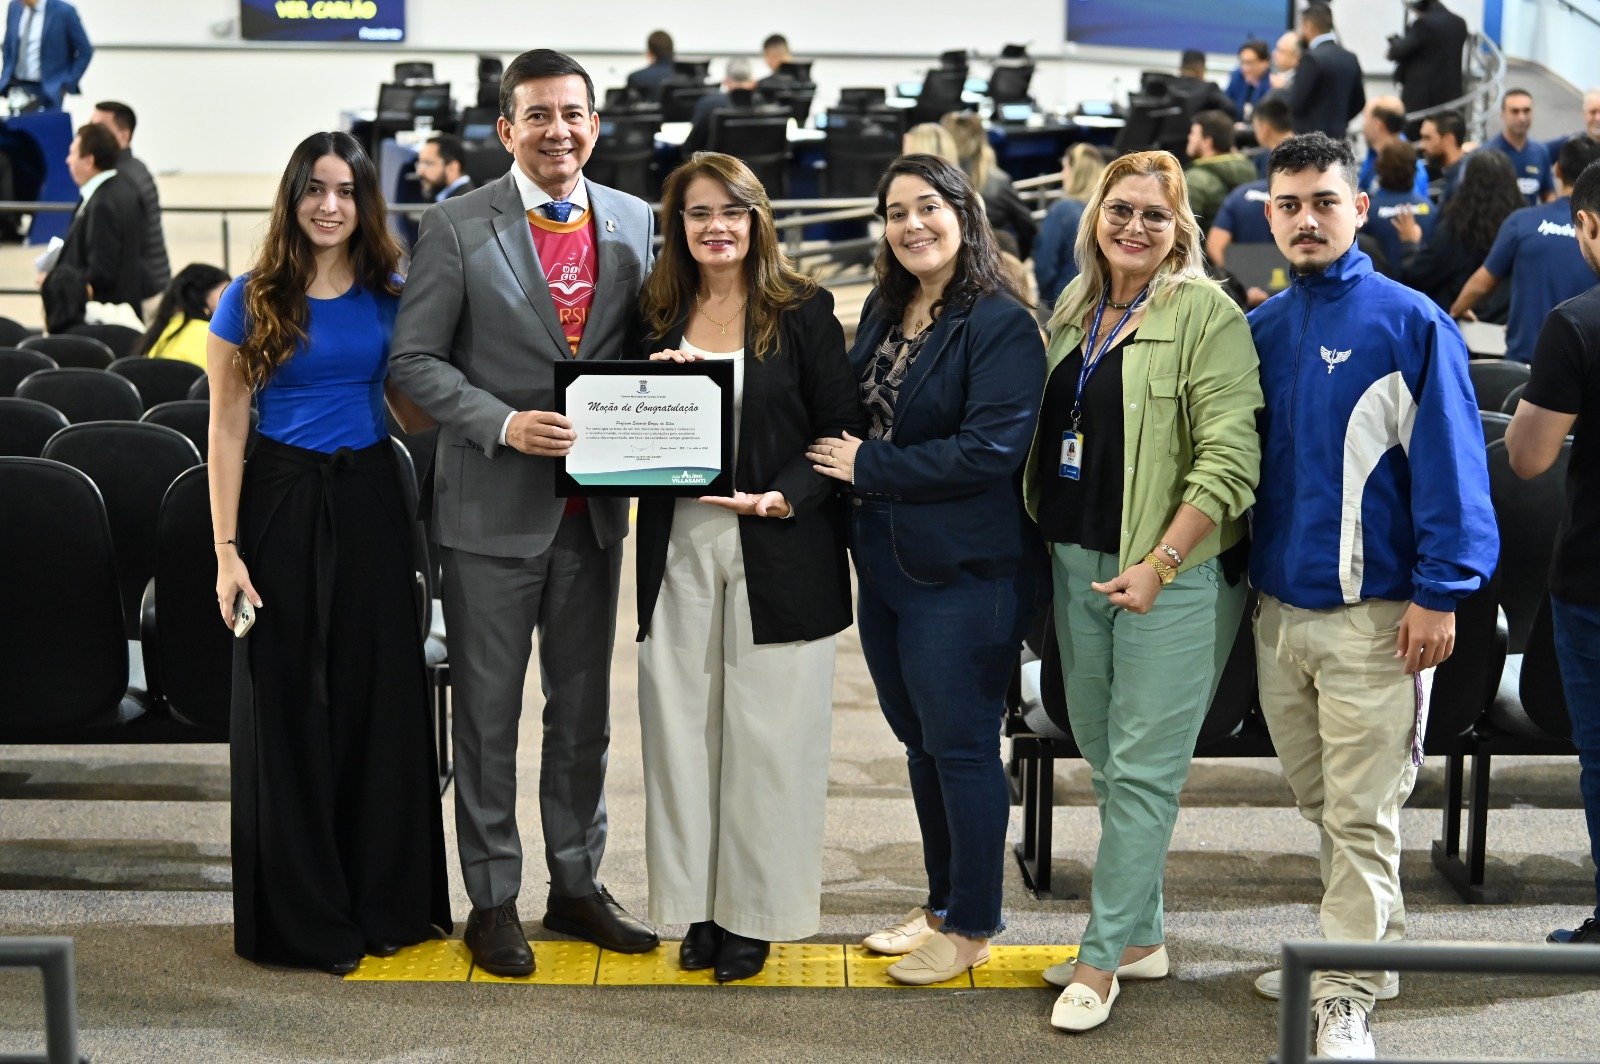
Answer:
[
  {"left": 0, "top": 0, "right": 92, "bottom": 109},
  {"left": 849, "top": 289, "right": 1046, "bottom": 583}
]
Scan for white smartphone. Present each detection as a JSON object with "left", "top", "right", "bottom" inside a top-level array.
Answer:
[{"left": 232, "top": 590, "right": 256, "bottom": 638}]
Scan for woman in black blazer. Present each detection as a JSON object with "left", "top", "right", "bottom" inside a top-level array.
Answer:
[{"left": 635, "top": 152, "right": 863, "bottom": 983}]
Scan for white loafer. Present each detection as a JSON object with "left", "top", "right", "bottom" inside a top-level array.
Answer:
[
  {"left": 1044, "top": 944, "right": 1169, "bottom": 988},
  {"left": 886, "top": 933, "right": 989, "bottom": 985},
  {"left": 862, "top": 908, "right": 937, "bottom": 955},
  {"left": 1051, "top": 976, "right": 1120, "bottom": 1032}
]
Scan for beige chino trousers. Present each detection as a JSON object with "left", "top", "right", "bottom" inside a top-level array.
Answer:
[
  {"left": 1255, "top": 594, "right": 1431, "bottom": 1006},
  {"left": 638, "top": 502, "right": 836, "bottom": 941}
]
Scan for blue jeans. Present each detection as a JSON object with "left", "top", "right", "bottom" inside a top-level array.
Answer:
[
  {"left": 851, "top": 502, "right": 1032, "bottom": 938},
  {"left": 1550, "top": 596, "right": 1600, "bottom": 918}
]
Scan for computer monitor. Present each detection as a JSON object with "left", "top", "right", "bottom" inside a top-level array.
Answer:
[
  {"left": 410, "top": 84, "right": 452, "bottom": 127},
  {"left": 776, "top": 60, "right": 814, "bottom": 83},
  {"left": 1077, "top": 99, "right": 1116, "bottom": 118},
  {"left": 459, "top": 106, "right": 497, "bottom": 142},
  {"left": 377, "top": 84, "right": 419, "bottom": 123},
  {"left": 998, "top": 102, "right": 1033, "bottom": 124},
  {"left": 672, "top": 58, "right": 712, "bottom": 83},
  {"left": 838, "top": 87, "right": 887, "bottom": 111},
  {"left": 896, "top": 80, "right": 923, "bottom": 99}
]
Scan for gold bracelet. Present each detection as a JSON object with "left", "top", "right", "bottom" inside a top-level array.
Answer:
[{"left": 1143, "top": 552, "right": 1177, "bottom": 585}]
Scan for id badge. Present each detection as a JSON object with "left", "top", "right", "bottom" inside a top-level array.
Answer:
[{"left": 1059, "top": 431, "right": 1083, "bottom": 481}]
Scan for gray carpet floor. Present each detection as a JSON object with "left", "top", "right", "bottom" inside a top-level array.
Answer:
[{"left": 4, "top": 537, "right": 1598, "bottom": 1063}]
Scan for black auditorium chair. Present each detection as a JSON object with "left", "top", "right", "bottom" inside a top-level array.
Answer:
[
  {"left": 910, "top": 67, "right": 970, "bottom": 127},
  {"left": 142, "top": 400, "right": 259, "bottom": 461},
  {"left": 108, "top": 356, "right": 206, "bottom": 411},
  {"left": 587, "top": 112, "right": 662, "bottom": 201},
  {"left": 823, "top": 109, "right": 906, "bottom": 197},
  {"left": 142, "top": 465, "right": 231, "bottom": 735},
  {"left": 20, "top": 333, "right": 115, "bottom": 370},
  {"left": 15, "top": 367, "right": 143, "bottom": 423},
  {"left": 1500, "top": 382, "right": 1528, "bottom": 414},
  {"left": 1479, "top": 410, "right": 1511, "bottom": 445},
  {"left": 0, "top": 396, "right": 68, "bottom": 457},
  {"left": 186, "top": 374, "right": 210, "bottom": 401},
  {"left": 0, "top": 346, "right": 54, "bottom": 395},
  {"left": 41, "top": 422, "right": 202, "bottom": 636},
  {"left": 709, "top": 110, "right": 791, "bottom": 197},
  {"left": 1467, "top": 357, "right": 1530, "bottom": 413},
  {"left": 0, "top": 457, "right": 149, "bottom": 733},
  {"left": 462, "top": 143, "right": 510, "bottom": 190},
  {"left": 0, "top": 315, "right": 31, "bottom": 347},
  {"left": 391, "top": 436, "right": 452, "bottom": 786}
]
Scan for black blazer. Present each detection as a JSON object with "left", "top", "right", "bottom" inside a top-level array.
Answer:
[
  {"left": 114, "top": 149, "right": 170, "bottom": 299},
  {"left": 1290, "top": 39, "right": 1366, "bottom": 139},
  {"left": 636, "top": 287, "right": 866, "bottom": 645},
  {"left": 1387, "top": 3, "right": 1468, "bottom": 115},
  {"left": 626, "top": 58, "right": 675, "bottom": 103},
  {"left": 57, "top": 174, "right": 147, "bottom": 311}
]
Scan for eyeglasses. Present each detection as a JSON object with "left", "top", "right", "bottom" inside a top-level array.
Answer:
[
  {"left": 1100, "top": 201, "right": 1176, "bottom": 232},
  {"left": 682, "top": 206, "right": 754, "bottom": 226}
]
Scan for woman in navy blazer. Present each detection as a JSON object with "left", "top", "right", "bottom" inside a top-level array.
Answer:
[{"left": 809, "top": 153, "right": 1046, "bottom": 985}]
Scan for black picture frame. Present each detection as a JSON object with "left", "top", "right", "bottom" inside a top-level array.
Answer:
[{"left": 553, "top": 359, "right": 735, "bottom": 497}]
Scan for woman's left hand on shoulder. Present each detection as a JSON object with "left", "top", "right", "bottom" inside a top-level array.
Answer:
[
  {"left": 1091, "top": 561, "right": 1163, "bottom": 615},
  {"left": 650, "top": 348, "right": 703, "bottom": 362},
  {"left": 698, "top": 490, "right": 791, "bottom": 518},
  {"left": 806, "top": 431, "right": 862, "bottom": 483}
]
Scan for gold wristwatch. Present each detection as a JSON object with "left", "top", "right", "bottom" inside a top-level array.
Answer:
[{"left": 1143, "top": 552, "right": 1177, "bottom": 585}]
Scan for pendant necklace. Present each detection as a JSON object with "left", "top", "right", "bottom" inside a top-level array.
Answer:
[{"left": 696, "top": 293, "right": 745, "bottom": 336}]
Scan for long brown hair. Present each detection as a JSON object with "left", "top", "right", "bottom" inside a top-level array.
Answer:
[
  {"left": 871, "top": 153, "right": 1023, "bottom": 324},
  {"left": 639, "top": 152, "right": 814, "bottom": 360},
  {"left": 237, "top": 132, "right": 402, "bottom": 389}
]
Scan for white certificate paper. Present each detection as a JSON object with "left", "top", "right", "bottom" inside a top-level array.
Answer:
[{"left": 563, "top": 370, "right": 727, "bottom": 489}]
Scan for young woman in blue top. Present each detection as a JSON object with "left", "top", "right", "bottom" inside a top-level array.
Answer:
[{"left": 206, "top": 131, "right": 449, "bottom": 974}]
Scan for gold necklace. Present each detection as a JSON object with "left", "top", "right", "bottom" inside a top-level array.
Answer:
[{"left": 696, "top": 293, "right": 746, "bottom": 335}]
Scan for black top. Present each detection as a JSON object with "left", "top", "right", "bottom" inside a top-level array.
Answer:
[
  {"left": 57, "top": 173, "right": 148, "bottom": 311},
  {"left": 1525, "top": 285, "right": 1600, "bottom": 605},
  {"left": 1035, "top": 333, "right": 1132, "bottom": 553},
  {"left": 635, "top": 287, "right": 867, "bottom": 644},
  {"left": 861, "top": 324, "right": 932, "bottom": 441}
]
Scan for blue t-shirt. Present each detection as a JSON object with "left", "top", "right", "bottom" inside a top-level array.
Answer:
[
  {"left": 1486, "top": 133, "right": 1554, "bottom": 205},
  {"left": 1482, "top": 198, "right": 1593, "bottom": 363},
  {"left": 1212, "top": 178, "right": 1273, "bottom": 245},
  {"left": 1365, "top": 189, "right": 1437, "bottom": 272},
  {"left": 1357, "top": 152, "right": 1430, "bottom": 199},
  {"left": 210, "top": 274, "right": 400, "bottom": 452}
]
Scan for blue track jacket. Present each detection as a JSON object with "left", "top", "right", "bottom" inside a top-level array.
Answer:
[{"left": 1246, "top": 246, "right": 1497, "bottom": 611}]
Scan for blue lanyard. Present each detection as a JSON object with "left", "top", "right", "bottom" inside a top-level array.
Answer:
[{"left": 1072, "top": 285, "right": 1147, "bottom": 430}]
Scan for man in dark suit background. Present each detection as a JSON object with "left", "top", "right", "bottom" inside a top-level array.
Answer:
[
  {"left": 415, "top": 133, "right": 475, "bottom": 202},
  {"left": 89, "top": 101, "right": 169, "bottom": 301},
  {"left": 1387, "top": 0, "right": 1468, "bottom": 126},
  {"left": 0, "top": 0, "right": 90, "bottom": 111},
  {"left": 51, "top": 121, "right": 145, "bottom": 313},
  {"left": 625, "top": 30, "right": 674, "bottom": 103},
  {"left": 388, "top": 48, "right": 659, "bottom": 979},
  {"left": 1173, "top": 48, "right": 1237, "bottom": 120},
  {"left": 1291, "top": 3, "right": 1365, "bottom": 139}
]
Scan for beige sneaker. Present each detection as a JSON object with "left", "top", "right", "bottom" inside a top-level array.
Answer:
[
  {"left": 886, "top": 932, "right": 990, "bottom": 985},
  {"left": 862, "top": 908, "right": 937, "bottom": 955}
]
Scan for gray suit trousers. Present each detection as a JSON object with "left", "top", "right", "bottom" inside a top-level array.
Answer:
[{"left": 442, "top": 512, "right": 623, "bottom": 907}]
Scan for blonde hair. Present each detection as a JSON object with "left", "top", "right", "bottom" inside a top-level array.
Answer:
[
  {"left": 902, "top": 123, "right": 958, "bottom": 165},
  {"left": 941, "top": 111, "right": 996, "bottom": 191},
  {"left": 1062, "top": 143, "right": 1107, "bottom": 201},
  {"left": 1048, "top": 150, "right": 1209, "bottom": 333}
]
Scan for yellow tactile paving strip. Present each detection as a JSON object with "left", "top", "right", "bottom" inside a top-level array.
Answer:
[{"left": 347, "top": 941, "right": 1080, "bottom": 988}]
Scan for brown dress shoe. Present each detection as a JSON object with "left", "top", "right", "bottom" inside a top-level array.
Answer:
[
  {"left": 463, "top": 900, "right": 534, "bottom": 977},
  {"left": 542, "top": 886, "right": 660, "bottom": 954}
]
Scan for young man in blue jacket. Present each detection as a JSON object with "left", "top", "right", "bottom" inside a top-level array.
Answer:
[{"left": 1247, "top": 133, "right": 1497, "bottom": 1060}]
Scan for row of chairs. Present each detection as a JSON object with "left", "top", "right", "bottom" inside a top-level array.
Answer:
[
  {"left": 0, "top": 439, "right": 451, "bottom": 786},
  {"left": 1468, "top": 358, "right": 1530, "bottom": 415},
  {"left": 1008, "top": 430, "right": 1573, "bottom": 903},
  {"left": 3, "top": 350, "right": 209, "bottom": 410}
]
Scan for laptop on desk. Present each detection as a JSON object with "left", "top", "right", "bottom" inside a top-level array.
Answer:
[{"left": 1225, "top": 242, "right": 1291, "bottom": 295}]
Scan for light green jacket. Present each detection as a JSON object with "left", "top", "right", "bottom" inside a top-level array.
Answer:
[{"left": 1024, "top": 276, "right": 1264, "bottom": 573}]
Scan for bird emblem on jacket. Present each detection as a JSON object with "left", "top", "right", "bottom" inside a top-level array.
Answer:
[{"left": 1320, "top": 346, "right": 1352, "bottom": 374}]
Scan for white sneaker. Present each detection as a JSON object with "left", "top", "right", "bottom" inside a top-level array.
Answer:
[
  {"left": 1313, "top": 997, "right": 1376, "bottom": 1060},
  {"left": 1043, "top": 945, "right": 1169, "bottom": 987},
  {"left": 1050, "top": 976, "right": 1120, "bottom": 1032},
  {"left": 1254, "top": 968, "right": 1399, "bottom": 1001},
  {"left": 861, "top": 908, "right": 937, "bottom": 955}
]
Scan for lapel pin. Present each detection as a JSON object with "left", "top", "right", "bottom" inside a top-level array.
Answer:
[{"left": 605, "top": 219, "right": 616, "bottom": 233}]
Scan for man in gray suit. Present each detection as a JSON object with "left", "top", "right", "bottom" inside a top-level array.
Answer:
[{"left": 388, "top": 48, "right": 658, "bottom": 977}]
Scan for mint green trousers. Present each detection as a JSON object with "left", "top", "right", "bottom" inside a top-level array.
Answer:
[{"left": 1050, "top": 543, "right": 1245, "bottom": 972}]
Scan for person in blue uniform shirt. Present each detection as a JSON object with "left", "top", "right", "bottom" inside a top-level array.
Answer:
[
  {"left": 1206, "top": 177, "right": 1272, "bottom": 265},
  {"left": 1365, "top": 141, "right": 1436, "bottom": 274},
  {"left": 1451, "top": 136, "right": 1600, "bottom": 361},
  {"left": 1355, "top": 97, "right": 1430, "bottom": 198},
  {"left": 0, "top": 0, "right": 91, "bottom": 111},
  {"left": 1487, "top": 89, "right": 1555, "bottom": 205}
]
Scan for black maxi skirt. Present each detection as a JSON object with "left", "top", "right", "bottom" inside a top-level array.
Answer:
[{"left": 231, "top": 435, "right": 452, "bottom": 968}]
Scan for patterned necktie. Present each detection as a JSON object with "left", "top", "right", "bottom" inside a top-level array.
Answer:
[{"left": 540, "top": 200, "right": 574, "bottom": 223}]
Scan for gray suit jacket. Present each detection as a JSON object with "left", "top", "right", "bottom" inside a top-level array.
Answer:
[{"left": 388, "top": 169, "right": 653, "bottom": 559}]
